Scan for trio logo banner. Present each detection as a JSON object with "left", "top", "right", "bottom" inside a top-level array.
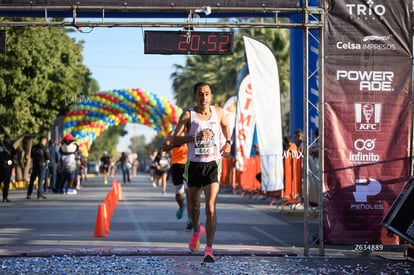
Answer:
[
  {"left": 325, "top": 0, "right": 412, "bottom": 57},
  {"left": 323, "top": 0, "right": 412, "bottom": 245}
]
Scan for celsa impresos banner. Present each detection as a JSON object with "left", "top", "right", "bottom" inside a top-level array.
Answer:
[
  {"left": 323, "top": 0, "right": 413, "bottom": 245},
  {"left": 324, "top": 0, "right": 412, "bottom": 57}
]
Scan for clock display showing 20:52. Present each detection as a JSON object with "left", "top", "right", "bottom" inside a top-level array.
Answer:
[{"left": 144, "top": 31, "right": 234, "bottom": 55}]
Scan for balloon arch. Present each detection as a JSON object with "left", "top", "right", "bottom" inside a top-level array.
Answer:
[{"left": 63, "top": 88, "right": 182, "bottom": 157}]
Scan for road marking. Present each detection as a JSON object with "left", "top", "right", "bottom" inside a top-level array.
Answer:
[{"left": 251, "top": 226, "right": 291, "bottom": 247}]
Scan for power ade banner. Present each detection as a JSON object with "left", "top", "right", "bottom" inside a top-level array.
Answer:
[{"left": 324, "top": 0, "right": 412, "bottom": 244}]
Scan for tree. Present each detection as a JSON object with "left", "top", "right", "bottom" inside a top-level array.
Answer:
[
  {"left": 0, "top": 19, "right": 92, "bottom": 181},
  {"left": 128, "top": 134, "right": 147, "bottom": 165},
  {"left": 88, "top": 125, "right": 127, "bottom": 162}
]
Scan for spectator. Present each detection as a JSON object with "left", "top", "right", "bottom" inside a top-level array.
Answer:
[
  {"left": 253, "top": 144, "right": 261, "bottom": 183},
  {"left": 294, "top": 129, "right": 304, "bottom": 153},
  {"left": 45, "top": 139, "right": 59, "bottom": 193},
  {"left": 75, "top": 153, "right": 85, "bottom": 189},
  {"left": 27, "top": 136, "right": 49, "bottom": 199},
  {"left": 252, "top": 144, "right": 260, "bottom": 156},
  {"left": 59, "top": 134, "right": 79, "bottom": 195},
  {"left": 0, "top": 135, "right": 17, "bottom": 202}
]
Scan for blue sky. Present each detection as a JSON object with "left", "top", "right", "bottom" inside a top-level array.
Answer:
[{"left": 68, "top": 27, "right": 186, "bottom": 151}]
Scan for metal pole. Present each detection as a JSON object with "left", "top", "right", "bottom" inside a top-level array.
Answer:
[
  {"left": 303, "top": 0, "right": 310, "bottom": 257},
  {"left": 318, "top": 9, "right": 325, "bottom": 257}
]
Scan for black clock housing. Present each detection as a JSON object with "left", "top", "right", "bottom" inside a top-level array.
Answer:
[{"left": 144, "top": 31, "right": 234, "bottom": 55}]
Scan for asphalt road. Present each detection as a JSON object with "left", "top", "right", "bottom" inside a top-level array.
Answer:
[
  {"left": 0, "top": 172, "right": 316, "bottom": 254},
  {"left": 0, "top": 172, "right": 412, "bottom": 274}
]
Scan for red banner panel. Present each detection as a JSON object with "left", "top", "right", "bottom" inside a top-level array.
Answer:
[
  {"left": 324, "top": 56, "right": 412, "bottom": 244},
  {"left": 323, "top": 0, "right": 413, "bottom": 245}
]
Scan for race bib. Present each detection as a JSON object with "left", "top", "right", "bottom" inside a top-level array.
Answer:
[
  {"left": 195, "top": 146, "right": 216, "bottom": 156},
  {"left": 194, "top": 128, "right": 217, "bottom": 157}
]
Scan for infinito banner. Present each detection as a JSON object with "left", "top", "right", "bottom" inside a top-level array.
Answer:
[{"left": 323, "top": 0, "right": 412, "bottom": 245}]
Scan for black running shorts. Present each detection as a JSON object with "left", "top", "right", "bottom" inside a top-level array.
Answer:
[
  {"left": 171, "top": 163, "right": 186, "bottom": 186},
  {"left": 184, "top": 160, "right": 221, "bottom": 188}
]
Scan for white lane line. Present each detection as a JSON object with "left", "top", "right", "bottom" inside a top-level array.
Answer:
[{"left": 251, "top": 226, "right": 291, "bottom": 247}]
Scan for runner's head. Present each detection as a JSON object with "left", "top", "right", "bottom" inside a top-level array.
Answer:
[
  {"left": 193, "top": 82, "right": 212, "bottom": 108},
  {"left": 193, "top": 82, "right": 210, "bottom": 95}
]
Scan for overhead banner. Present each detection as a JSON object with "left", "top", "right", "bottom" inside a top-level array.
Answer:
[
  {"left": 323, "top": 0, "right": 413, "bottom": 244},
  {"left": 0, "top": 1, "right": 300, "bottom": 8}
]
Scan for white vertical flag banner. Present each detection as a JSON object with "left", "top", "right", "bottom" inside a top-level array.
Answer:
[
  {"left": 243, "top": 36, "right": 284, "bottom": 191},
  {"left": 223, "top": 95, "right": 238, "bottom": 138},
  {"left": 234, "top": 73, "right": 255, "bottom": 171}
]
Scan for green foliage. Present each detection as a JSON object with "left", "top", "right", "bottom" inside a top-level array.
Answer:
[
  {"left": 171, "top": 20, "right": 290, "bottom": 110},
  {"left": 0, "top": 19, "right": 91, "bottom": 138},
  {"left": 88, "top": 125, "right": 127, "bottom": 161}
]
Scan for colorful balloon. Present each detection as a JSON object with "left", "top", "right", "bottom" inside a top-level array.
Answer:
[{"left": 63, "top": 88, "right": 182, "bottom": 157}]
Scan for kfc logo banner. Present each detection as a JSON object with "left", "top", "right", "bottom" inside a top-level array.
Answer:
[
  {"left": 324, "top": 0, "right": 412, "bottom": 57},
  {"left": 323, "top": 0, "right": 413, "bottom": 245},
  {"left": 354, "top": 103, "right": 381, "bottom": 132}
]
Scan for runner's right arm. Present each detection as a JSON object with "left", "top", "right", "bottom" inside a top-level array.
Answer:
[{"left": 172, "top": 110, "right": 194, "bottom": 146}]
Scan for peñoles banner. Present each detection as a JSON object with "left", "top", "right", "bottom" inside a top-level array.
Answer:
[{"left": 323, "top": 0, "right": 413, "bottom": 244}]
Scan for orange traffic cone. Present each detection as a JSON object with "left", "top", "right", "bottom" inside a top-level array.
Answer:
[
  {"left": 104, "top": 195, "right": 114, "bottom": 221},
  {"left": 93, "top": 204, "right": 107, "bottom": 237},
  {"left": 102, "top": 201, "right": 111, "bottom": 232},
  {"left": 117, "top": 182, "right": 123, "bottom": 201},
  {"left": 111, "top": 188, "right": 118, "bottom": 207},
  {"left": 112, "top": 179, "right": 118, "bottom": 197}
]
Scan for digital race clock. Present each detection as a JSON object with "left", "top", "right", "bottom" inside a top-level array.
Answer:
[{"left": 144, "top": 31, "right": 234, "bottom": 55}]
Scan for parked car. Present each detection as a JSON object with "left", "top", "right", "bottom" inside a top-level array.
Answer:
[{"left": 88, "top": 161, "right": 100, "bottom": 175}]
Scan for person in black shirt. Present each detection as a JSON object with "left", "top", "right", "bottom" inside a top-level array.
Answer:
[
  {"left": 27, "top": 136, "right": 50, "bottom": 199},
  {"left": 100, "top": 151, "right": 111, "bottom": 185},
  {"left": 0, "top": 135, "right": 17, "bottom": 202}
]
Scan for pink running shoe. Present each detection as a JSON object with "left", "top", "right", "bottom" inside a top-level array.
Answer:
[
  {"left": 203, "top": 246, "right": 215, "bottom": 263},
  {"left": 189, "top": 225, "right": 205, "bottom": 252}
]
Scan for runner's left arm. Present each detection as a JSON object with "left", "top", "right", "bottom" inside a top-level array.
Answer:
[{"left": 217, "top": 107, "right": 231, "bottom": 157}]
